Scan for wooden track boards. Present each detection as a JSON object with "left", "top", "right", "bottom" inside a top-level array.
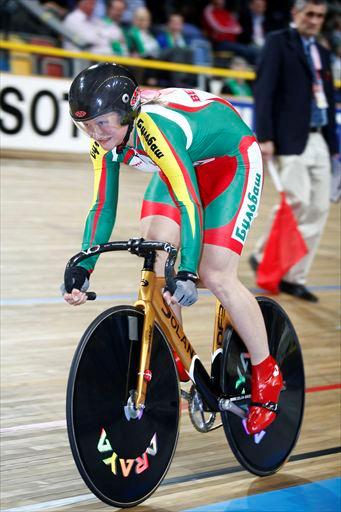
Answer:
[{"left": 1, "top": 157, "right": 340, "bottom": 511}]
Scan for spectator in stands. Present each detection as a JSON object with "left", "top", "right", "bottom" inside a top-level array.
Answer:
[
  {"left": 202, "top": 0, "right": 257, "bottom": 64},
  {"left": 203, "top": 0, "right": 241, "bottom": 45},
  {"left": 62, "top": 0, "right": 114, "bottom": 54},
  {"left": 126, "top": 6, "right": 160, "bottom": 58},
  {"left": 324, "top": 7, "right": 341, "bottom": 53},
  {"left": 105, "top": 0, "right": 126, "bottom": 26},
  {"left": 157, "top": 13, "right": 195, "bottom": 87},
  {"left": 41, "top": 1, "right": 68, "bottom": 19},
  {"left": 93, "top": 0, "right": 107, "bottom": 18},
  {"left": 121, "top": 0, "right": 146, "bottom": 26},
  {"left": 221, "top": 56, "right": 253, "bottom": 96},
  {"left": 103, "top": 0, "right": 130, "bottom": 56},
  {"left": 175, "top": 0, "right": 210, "bottom": 30},
  {"left": 125, "top": 6, "right": 161, "bottom": 84},
  {"left": 157, "top": 6, "right": 214, "bottom": 75},
  {"left": 180, "top": 6, "right": 214, "bottom": 68},
  {"left": 238, "top": 0, "right": 270, "bottom": 63},
  {"left": 157, "top": 13, "right": 188, "bottom": 50},
  {"left": 320, "top": 8, "right": 341, "bottom": 104},
  {"left": 330, "top": 32, "right": 341, "bottom": 97}
]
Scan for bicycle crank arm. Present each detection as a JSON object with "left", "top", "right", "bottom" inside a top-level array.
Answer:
[
  {"left": 205, "top": 422, "right": 223, "bottom": 431},
  {"left": 218, "top": 397, "right": 247, "bottom": 419},
  {"left": 184, "top": 389, "right": 250, "bottom": 420}
]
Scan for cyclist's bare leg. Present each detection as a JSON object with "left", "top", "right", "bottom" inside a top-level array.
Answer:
[
  {"left": 140, "top": 215, "right": 181, "bottom": 321},
  {"left": 199, "top": 244, "right": 268, "bottom": 364},
  {"left": 199, "top": 244, "right": 283, "bottom": 433}
]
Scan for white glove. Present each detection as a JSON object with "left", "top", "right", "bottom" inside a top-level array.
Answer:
[{"left": 171, "top": 271, "right": 198, "bottom": 307}]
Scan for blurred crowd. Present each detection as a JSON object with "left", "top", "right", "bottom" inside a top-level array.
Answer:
[{"left": 1, "top": 0, "right": 340, "bottom": 92}]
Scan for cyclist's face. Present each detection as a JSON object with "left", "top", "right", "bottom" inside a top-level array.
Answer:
[
  {"left": 81, "top": 112, "right": 129, "bottom": 150},
  {"left": 293, "top": 3, "right": 327, "bottom": 38}
]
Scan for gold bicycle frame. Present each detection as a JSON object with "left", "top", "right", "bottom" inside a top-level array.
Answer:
[{"left": 133, "top": 270, "right": 233, "bottom": 409}]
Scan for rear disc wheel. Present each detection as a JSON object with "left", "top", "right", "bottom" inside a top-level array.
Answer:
[{"left": 221, "top": 297, "right": 305, "bottom": 476}]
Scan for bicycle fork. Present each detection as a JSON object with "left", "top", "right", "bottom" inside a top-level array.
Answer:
[{"left": 123, "top": 271, "right": 157, "bottom": 421}]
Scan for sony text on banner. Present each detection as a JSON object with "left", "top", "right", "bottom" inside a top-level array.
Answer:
[{"left": 0, "top": 74, "right": 88, "bottom": 153}]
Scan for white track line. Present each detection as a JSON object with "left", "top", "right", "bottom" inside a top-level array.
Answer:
[
  {"left": 3, "top": 494, "right": 96, "bottom": 512},
  {"left": 0, "top": 419, "right": 66, "bottom": 434}
]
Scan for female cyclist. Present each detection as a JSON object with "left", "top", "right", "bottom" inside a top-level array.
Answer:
[{"left": 62, "top": 62, "right": 283, "bottom": 435}]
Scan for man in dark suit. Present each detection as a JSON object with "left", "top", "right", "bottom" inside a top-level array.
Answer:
[{"left": 250, "top": 0, "right": 338, "bottom": 302}]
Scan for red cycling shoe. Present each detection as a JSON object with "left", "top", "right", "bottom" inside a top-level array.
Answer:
[
  {"left": 246, "top": 355, "right": 283, "bottom": 435},
  {"left": 172, "top": 349, "right": 190, "bottom": 382}
]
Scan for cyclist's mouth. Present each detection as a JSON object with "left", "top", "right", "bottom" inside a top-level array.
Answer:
[
  {"left": 97, "top": 137, "right": 115, "bottom": 148},
  {"left": 96, "top": 132, "right": 126, "bottom": 150}
]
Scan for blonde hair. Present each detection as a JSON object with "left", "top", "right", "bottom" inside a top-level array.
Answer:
[{"left": 140, "top": 88, "right": 176, "bottom": 107}]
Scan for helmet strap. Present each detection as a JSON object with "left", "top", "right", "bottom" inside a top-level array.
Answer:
[{"left": 116, "top": 119, "right": 134, "bottom": 154}]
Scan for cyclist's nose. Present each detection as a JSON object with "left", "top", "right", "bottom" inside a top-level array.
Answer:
[{"left": 89, "top": 125, "right": 106, "bottom": 140}]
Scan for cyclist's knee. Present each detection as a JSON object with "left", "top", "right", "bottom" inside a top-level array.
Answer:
[{"left": 200, "top": 268, "right": 237, "bottom": 297}]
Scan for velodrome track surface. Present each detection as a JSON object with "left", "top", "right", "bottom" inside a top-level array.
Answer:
[{"left": 1, "top": 155, "right": 340, "bottom": 511}]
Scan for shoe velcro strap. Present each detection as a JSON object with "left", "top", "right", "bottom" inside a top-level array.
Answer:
[{"left": 250, "top": 401, "right": 279, "bottom": 413}]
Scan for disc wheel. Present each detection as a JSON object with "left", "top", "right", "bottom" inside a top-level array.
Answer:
[
  {"left": 66, "top": 306, "right": 180, "bottom": 508},
  {"left": 221, "top": 297, "right": 305, "bottom": 476}
]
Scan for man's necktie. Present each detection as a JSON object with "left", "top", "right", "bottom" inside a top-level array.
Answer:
[{"left": 305, "top": 40, "right": 328, "bottom": 128}]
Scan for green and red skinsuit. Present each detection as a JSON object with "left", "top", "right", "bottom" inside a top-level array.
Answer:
[{"left": 80, "top": 88, "right": 263, "bottom": 275}]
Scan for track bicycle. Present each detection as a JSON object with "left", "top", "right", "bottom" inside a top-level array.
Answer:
[{"left": 65, "top": 238, "right": 305, "bottom": 508}]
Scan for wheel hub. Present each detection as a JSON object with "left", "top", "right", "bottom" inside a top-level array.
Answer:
[{"left": 124, "top": 389, "right": 144, "bottom": 421}]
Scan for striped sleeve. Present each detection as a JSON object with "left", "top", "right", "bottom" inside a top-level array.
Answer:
[
  {"left": 79, "top": 141, "right": 120, "bottom": 272},
  {"left": 136, "top": 111, "right": 203, "bottom": 274}
]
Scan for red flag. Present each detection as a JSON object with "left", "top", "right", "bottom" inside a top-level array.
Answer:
[{"left": 256, "top": 192, "right": 308, "bottom": 293}]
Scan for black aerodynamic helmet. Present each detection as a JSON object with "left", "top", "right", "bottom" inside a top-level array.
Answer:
[{"left": 68, "top": 62, "right": 141, "bottom": 125}]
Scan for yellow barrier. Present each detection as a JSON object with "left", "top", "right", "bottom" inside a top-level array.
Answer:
[
  {"left": 0, "top": 40, "right": 255, "bottom": 80},
  {"left": 1, "top": 40, "right": 340, "bottom": 88}
]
